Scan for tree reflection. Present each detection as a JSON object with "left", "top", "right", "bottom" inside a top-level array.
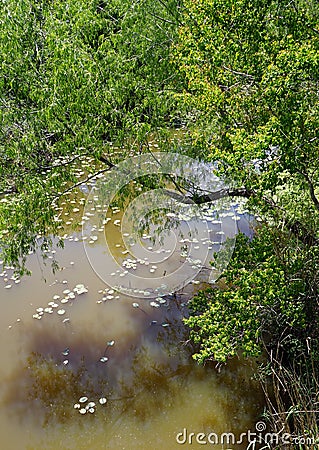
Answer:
[
  {"left": 2, "top": 308, "right": 197, "bottom": 427},
  {"left": 26, "top": 353, "right": 109, "bottom": 425}
]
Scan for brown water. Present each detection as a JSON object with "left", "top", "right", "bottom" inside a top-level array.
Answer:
[{"left": 0, "top": 154, "right": 264, "bottom": 450}]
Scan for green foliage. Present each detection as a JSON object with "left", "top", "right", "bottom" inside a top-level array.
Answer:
[
  {"left": 185, "top": 227, "right": 318, "bottom": 363},
  {"left": 173, "top": 0, "right": 319, "bottom": 232},
  {"left": 171, "top": 0, "right": 319, "bottom": 368},
  {"left": 0, "top": 0, "right": 318, "bottom": 378},
  {"left": 0, "top": 0, "right": 182, "bottom": 270}
]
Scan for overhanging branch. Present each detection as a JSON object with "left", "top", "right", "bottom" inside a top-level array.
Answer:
[
  {"left": 48, "top": 152, "right": 318, "bottom": 247},
  {"left": 162, "top": 187, "right": 253, "bottom": 204}
]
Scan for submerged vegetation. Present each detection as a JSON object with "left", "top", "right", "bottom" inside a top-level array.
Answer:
[{"left": 1, "top": 0, "right": 319, "bottom": 447}]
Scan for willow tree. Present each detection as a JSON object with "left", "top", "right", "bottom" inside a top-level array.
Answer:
[{"left": 0, "top": 0, "right": 182, "bottom": 271}]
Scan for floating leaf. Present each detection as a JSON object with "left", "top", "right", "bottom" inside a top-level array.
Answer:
[
  {"left": 150, "top": 301, "right": 160, "bottom": 308},
  {"left": 100, "top": 357, "right": 109, "bottom": 363},
  {"left": 76, "top": 286, "right": 88, "bottom": 295},
  {"left": 32, "top": 314, "right": 42, "bottom": 320}
]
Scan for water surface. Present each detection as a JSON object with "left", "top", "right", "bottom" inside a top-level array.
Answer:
[{"left": 0, "top": 153, "right": 263, "bottom": 450}]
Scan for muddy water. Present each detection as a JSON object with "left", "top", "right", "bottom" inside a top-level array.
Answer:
[{"left": 0, "top": 157, "right": 263, "bottom": 450}]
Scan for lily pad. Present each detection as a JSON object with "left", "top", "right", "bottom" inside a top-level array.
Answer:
[
  {"left": 150, "top": 301, "right": 160, "bottom": 308},
  {"left": 100, "top": 357, "right": 109, "bottom": 363},
  {"left": 78, "top": 287, "right": 88, "bottom": 295}
]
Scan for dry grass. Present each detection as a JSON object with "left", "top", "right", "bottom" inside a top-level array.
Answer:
[{"left": 259, "top": 343, "right": 319, "bottom": 449}]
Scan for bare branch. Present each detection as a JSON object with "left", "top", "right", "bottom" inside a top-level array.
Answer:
[
  {"left": 99, "top": 154, "right": 116, "bottom": 168},
  {"left": 0, "top": 186, "right": 16, "bottom": 196},
  {"left": 48, "top": 151, "right": 318, "bottom": 247},
  {"left": 294, "top": 164, "right": 319, "bottom": 213},
  {"left": 39, "top": 152, "right": 86, "bottom": 171},
  {"left": 298, "top": 169, "right": 319, "bottom": 212},
  {"left": 52, "top": 154, "right": 116, "bottom": 199},
  {"left": 156, "top": 0, "right": 184, "bottom": 26},
  {"left": 222, "top": 65, "right": 255, "bottom": 79},
  {"left": 147, "top": 146, "right": 186, "bottom": 197},
  {"left": 148, "top": 12, "right": 179, "bottom": 25},
  {"left": 53, "top": 167, "right": 111, "bottom": 200},
  {"left": 162, "top": 187, "right": 254, "bottom": 204},
  {"left": 23, "top": 152, "right": 88, "bottom": 175}
]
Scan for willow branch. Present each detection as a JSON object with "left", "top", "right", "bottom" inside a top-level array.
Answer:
[{"left": 54, "top": 167, "right": 111, "bottom": 199}]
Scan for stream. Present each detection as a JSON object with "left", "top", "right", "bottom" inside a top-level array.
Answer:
[{"left": 0, "top": 149, "right": 264, "bottom": 450}]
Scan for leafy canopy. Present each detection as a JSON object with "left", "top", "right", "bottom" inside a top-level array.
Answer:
[
  {"left": 173, "top": 0, "right": 319, "bottom": 363},
  {"left": 0, "top": 0, "right": 182, "bottom": 271},
  {"left": 185, "top": 227, "right": 319, "bottom": 363},
  {"left": 173, "top": 0, "right": 319, "bottom": 233}
]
